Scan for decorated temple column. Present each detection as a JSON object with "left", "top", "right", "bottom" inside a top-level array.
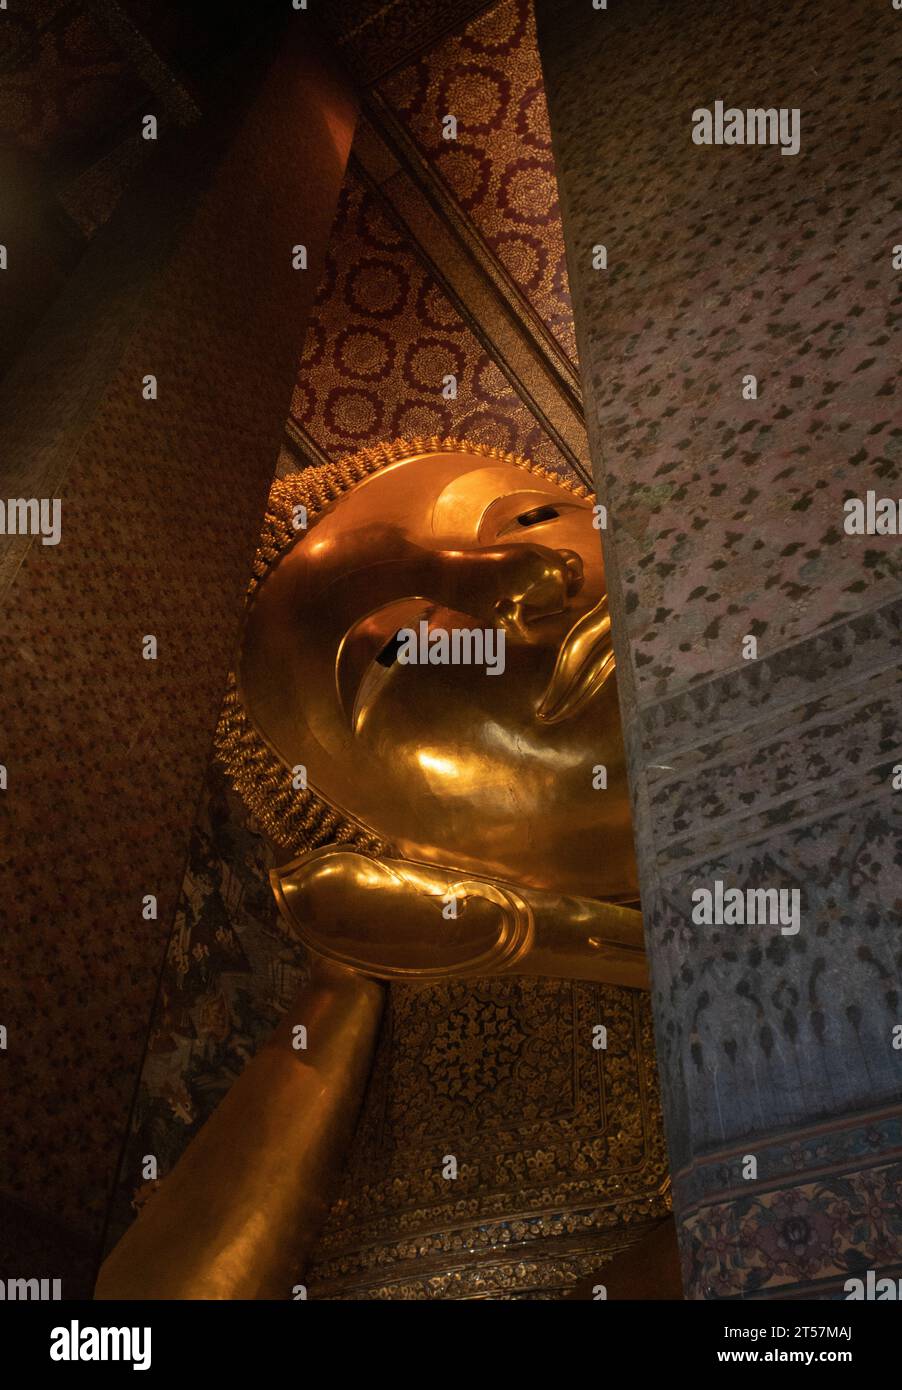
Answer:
[
  {"left": 535, "top": 0, "right": 902, "bottom": 1298},
  {"left": 0, "top": 19, "right": 356, "bottom": 1293}
]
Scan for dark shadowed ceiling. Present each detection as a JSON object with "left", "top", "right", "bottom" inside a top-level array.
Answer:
[{"left": 1, "top": 0, "right": 589, "bottom": 479}]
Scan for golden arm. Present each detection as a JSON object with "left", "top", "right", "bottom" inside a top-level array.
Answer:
[
  {"left": 95, "top": 958, "right": 383, "bottom": 1299},
  {"left": 95, "top": 849, "right": 646, "bottom": 1299},
  {"left": 271, "top": 847, "right": 649, "bottom": 990}
]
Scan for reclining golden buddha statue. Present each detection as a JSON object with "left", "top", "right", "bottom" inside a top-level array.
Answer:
[{"left": 96, "top": 437, "right": 659, "bottom": 1300}]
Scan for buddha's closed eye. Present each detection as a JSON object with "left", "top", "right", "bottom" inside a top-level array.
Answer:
[
  {"left": 376, "top": 630, "right": 407, "bottom": 668},
  {"left": 516, "top": 505, "right": 559, "bottom": 527},
  {"left": 482, "top": 493, "right": 582, "bottom": 541},
  {"left": 337, "top": 598, "right": 438, "bottom": 732}
]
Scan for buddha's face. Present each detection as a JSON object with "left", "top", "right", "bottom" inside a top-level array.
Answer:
[{"left": 238, "top": 449, "right": 637, "bottom": 900}]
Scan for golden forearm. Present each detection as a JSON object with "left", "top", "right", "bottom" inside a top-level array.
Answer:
[
  {"left": 95, "top": 959, "right": 383, "bottom": 1300},
  {"left": 515, "top": 890, "right": 648, "bottom": 989},
  {"left": 272, "top": 848, "right": 648, "bottom": 990}
]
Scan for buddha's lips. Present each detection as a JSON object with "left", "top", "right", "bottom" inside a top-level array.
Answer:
[{"left": 535, "top": 594, "right": 615, "bottom": 725}]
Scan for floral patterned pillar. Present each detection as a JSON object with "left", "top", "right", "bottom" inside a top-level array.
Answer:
[{"left": 536, "top": 0, "right": 902, "bottom": 1298}]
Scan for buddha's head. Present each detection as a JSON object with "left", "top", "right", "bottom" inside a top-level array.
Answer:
[{"left": 217, "top": 438, "right": 637, "bottom": 901}]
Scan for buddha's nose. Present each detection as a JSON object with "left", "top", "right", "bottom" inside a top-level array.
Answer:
[{"left": 494, "top": 545, "right": 584, "bottom": 638}]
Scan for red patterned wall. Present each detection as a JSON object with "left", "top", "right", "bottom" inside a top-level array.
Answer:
[
  {"left": 290, "top": 168, "right": 573, "bottom": 478},
  {"left": 379, "top": 0, "right": 576, "bottom": 363}
]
